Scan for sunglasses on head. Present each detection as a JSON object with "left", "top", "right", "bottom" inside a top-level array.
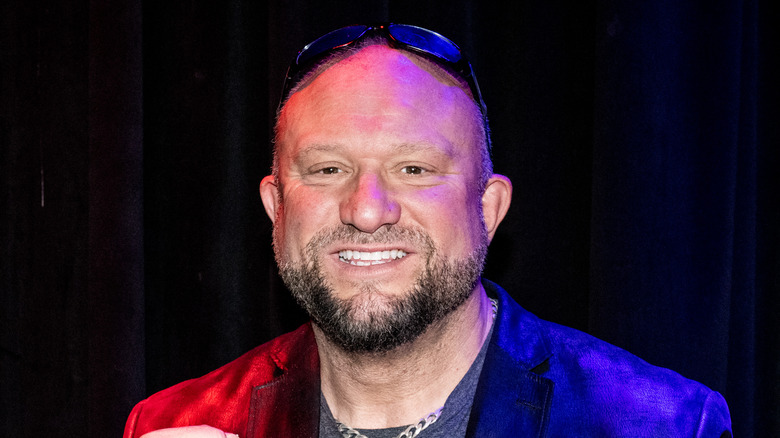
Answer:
[{"left": 278, "top": 24, "right": 490, "bottom": 149}]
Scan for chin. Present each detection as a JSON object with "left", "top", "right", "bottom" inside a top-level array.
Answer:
[{"left": 341, "top": 287, "right": 407, "bottom": 318}]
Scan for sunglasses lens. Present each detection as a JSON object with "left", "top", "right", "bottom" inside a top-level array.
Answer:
[
  {"left": 296, "top": 25, "right": 369, "bottom": 66},
  {"left": 388, "top": 24, "right": 462, "bottom": 64}
]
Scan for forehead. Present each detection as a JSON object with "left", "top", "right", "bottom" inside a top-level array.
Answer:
[{"left": 276, "top": 45, "right": 482, "bottom": 156}]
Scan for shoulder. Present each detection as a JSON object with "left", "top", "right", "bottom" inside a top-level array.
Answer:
[
  {"left": 543, "top": 319, "right": 731, "bottom": 435},
  {"left": 484, "top": 280, "right": 732, "bottom": 436},
  {"left": 124, "top": 323, "right": 316, "bottom": 438}
]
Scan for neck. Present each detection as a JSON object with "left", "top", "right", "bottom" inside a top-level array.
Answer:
[{"left": 315, "top": 283, "right": 494, "bottom": 429}]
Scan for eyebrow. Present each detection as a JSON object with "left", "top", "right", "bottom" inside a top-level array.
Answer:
[
  {"left": 293, "top": 144, "right": 343, "bottom": 164},
  {"left": 391, "top": 142, "right": 455, "bottom": 157},
  {"left": 296, "top": 143, "right": 341, "bottom": 155}
]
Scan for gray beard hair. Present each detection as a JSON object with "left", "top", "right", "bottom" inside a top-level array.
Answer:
[{"left": 275, "top": 224, "right": 488, "bottom": 354}]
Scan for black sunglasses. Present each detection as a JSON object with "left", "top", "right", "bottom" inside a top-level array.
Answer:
[{"left": 278, "top": 23, "right": 490, "bottom": 150}]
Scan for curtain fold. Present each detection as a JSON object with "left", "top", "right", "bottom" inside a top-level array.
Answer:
[{"left": 87, "top": 0, "right": 145, "bottom": 434}]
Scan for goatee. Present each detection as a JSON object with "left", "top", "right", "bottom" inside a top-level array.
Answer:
[{"left": 276, "top": 225, "right": 488, "bottom": 353}]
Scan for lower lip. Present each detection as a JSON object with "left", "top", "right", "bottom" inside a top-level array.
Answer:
[{"left": 338, "top": 258, "right": 397, "bottom": 266}]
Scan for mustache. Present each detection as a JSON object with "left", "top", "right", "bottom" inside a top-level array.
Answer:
[{"left": 304, "top": 225, "right": 435, "bottom": 254}]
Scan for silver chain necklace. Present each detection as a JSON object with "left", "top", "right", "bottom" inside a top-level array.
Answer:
[
  {"left": 335, "top": 298, "right": 498, "bottom": 438},
  {"left": 336, "top": 406, "right": 443, "bottom": 438}
]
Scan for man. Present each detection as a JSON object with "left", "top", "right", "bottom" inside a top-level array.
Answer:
[{"left": 125, "top": 24, "right": 732, "bottom": 437}]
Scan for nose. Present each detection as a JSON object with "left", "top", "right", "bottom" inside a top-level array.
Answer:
[{"left": 340, "top": 172, "right": 401, "bottom": 233}]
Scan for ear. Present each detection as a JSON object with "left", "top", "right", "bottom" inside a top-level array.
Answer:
[
  {"left": 259, "top": 175, "right": 280, "bottom": 223},
  {"left": 481, "top": 174, "right": 512, "bottom": 242}
]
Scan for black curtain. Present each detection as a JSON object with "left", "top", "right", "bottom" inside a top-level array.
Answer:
[{"left": 2, "top": 1, "right": 777, "bottom": 436}]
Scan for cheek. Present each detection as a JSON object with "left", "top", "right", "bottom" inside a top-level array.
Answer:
[
  {"left": 279, "top": 186, "right": 339, "bottom": 242},
  {"left": 405, "top": 186, "right": 484, "bottom": 248}
]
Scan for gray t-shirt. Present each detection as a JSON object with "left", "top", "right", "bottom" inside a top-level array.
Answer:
[{"left": 319, "top": 311, "right": 495, "bottom": 438}]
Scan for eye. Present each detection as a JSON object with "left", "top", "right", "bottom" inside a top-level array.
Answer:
[
  {"left": 401, "top": 166, "right": 425, "bottom": 175},
  {"left": 317, "top": 166, "right": 342, "bottom": 175}
]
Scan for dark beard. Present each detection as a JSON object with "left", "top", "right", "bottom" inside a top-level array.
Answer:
[{"left": 276, "top": 225, "right": 488, "bottom": 353}]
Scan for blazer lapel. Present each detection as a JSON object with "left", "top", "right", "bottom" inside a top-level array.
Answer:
[
  {"left": 465, "top": 347, "right": 553, "bottom": 438},
  {"left": 466, "top": 280, "right": 555, "bottom": 437},
  {"left": 245, "top": 326, "right": 321, "bottom": 438}
]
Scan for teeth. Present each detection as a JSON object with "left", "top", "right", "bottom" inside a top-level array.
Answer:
[{"left": 338, "top": 249, "right": 407, "bottom": 265}]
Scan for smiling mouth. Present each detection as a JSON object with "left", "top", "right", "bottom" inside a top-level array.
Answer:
[{"left": 338, "top": 249, "right": 408, "bottom": 266}]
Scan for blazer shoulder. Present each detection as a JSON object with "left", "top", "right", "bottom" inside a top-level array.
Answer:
[
  {"left": 538, "top": 319, "right": 732, "bottom": 436},
  {"left": 123, "top": 323, "right": 316, "bottom": 438}
]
